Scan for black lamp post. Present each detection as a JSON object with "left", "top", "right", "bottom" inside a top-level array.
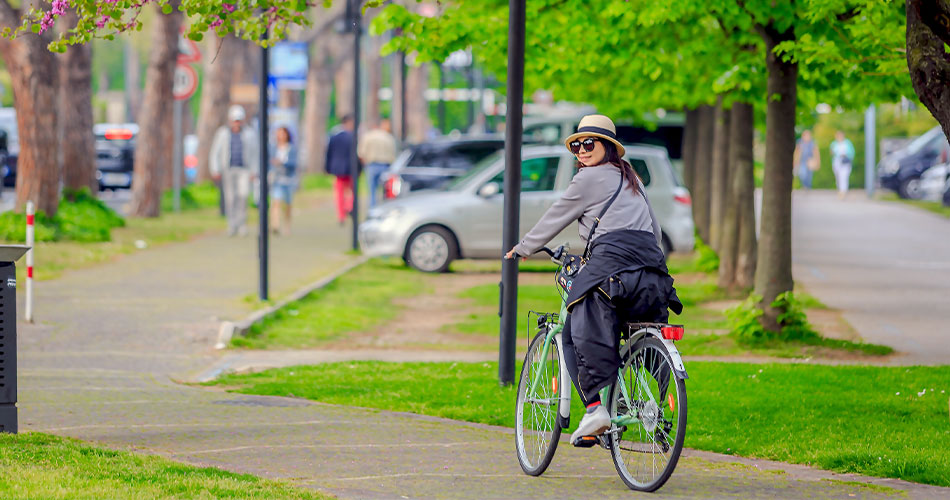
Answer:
[
  {"left": 499, "top": 0, "right": 525, "bottom": 386},
  {"left": 346, "top": 0, "right": 362, "bottom": 251}
]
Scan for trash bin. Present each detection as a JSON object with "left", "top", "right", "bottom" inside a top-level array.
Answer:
[{"left": 0, "top": 245, "right": 28, "bottom": 434}]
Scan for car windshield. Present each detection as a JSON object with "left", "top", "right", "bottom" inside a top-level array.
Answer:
[
  {"left": 446, "top": 151, "right": 502, "bottom": 190},
  {"left": 905, "top": 127, "right": 945, "bottom": 155}
]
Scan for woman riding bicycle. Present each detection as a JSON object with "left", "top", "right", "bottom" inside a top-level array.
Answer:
[{"left": 505, "top": 114, "right": 682, "bottom": 445}]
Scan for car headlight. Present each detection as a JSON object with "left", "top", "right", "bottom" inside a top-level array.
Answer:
[{"left": 880, "top": 157, "right": 900, "bottom": 175}]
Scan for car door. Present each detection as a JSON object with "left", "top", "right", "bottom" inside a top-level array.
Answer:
[{"left": 464, "top": 154, "right": 564, "bottom": 257}]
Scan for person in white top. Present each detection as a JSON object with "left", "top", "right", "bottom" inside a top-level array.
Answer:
[{"left": 358, "top": 118, "right": 398, "bottom": 208}]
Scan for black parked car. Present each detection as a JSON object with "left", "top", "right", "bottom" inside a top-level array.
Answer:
[
  {"left": 878, "top": 126, "right": 950, "bottom": 199},
  {"left": 0, "top": 108, "right": 18, "bottom": 188},
  {"left": 382, "top": 136, "right": 507, "bottom": 199},
  {"left": 94, "top": 123, "right": 138, "bottom": 190}
]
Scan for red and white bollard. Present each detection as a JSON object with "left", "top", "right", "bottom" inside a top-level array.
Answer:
[{"left": 25, "top": 201, "right": 33, "bottom": 323}]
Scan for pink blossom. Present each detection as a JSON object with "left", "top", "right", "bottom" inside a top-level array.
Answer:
[
  {"left": 210, "top": 19, "right": 223, "bottom": 28},
  {"left": 39, "top": 12, "right": 55, "bottom": 34},
  {"left": 96, "top": 15, "right": 109, "bottom": 28},
  {"left": 222, "top": 3, "right": 236, "bottom": 13},
  {"left": 50, "top": 0, "right": 69, "bottom": 16}
]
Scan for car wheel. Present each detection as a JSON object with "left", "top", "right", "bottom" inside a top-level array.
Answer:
[
  {"left": 405, "top": 226, "right": 457, "bottom": 273},
  {"left": 898, "top": 176, "right": 923, "bottom": 199}
]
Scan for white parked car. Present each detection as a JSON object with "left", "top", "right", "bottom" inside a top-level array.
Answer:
[
  {"left": 918, "top": 162, "right": 949, "bottom": 202},
  {"left": 359, "top": 144, "right": 694, "bottom": 272}
]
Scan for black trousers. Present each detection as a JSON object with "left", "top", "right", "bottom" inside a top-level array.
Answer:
[{"left": 563, "top": 271, "right": 671, "bottom": 405}]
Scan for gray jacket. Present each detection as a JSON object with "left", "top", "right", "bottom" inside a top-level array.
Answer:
[
  {"left": 209, "top": 125, "right": 259, "bottom": 176},
  {"left": 513, "top": 163, "right": 662, "bottom": 257}
]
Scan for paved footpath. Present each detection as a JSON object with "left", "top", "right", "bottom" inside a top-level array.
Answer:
[
  {"left": 792, "top": 190, "right": 950, "bottom": 364},
  {"left": 15, "top": 194, "right": 949, "bottom": 499}
]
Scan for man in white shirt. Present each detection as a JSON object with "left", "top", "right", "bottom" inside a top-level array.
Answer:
[{"left": 358, "top": 118, "right": 397, "bottom": 208}]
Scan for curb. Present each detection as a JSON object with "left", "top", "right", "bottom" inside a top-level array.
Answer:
[{"left": 214, "top": 255, "right": 370, "bottom": 349}]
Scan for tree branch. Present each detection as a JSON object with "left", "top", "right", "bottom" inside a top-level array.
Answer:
[{"left": 836, "top": 7, "right": 860, "bottom": 22}]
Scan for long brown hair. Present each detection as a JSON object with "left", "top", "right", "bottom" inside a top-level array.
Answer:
[{"left": 575, "top": 140, "right": 640, "bottom": 194}]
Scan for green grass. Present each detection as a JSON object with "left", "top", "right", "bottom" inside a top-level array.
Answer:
[
  {"left": 161, "top": 181, "right": 221, "bottom": 212},
  {"left": 13, "top": 207, "right": 225, "bottom": 282},
  {"left": 450, "top": 282, "right": 561, "bottom": 337},
  {"left": 209, "top": 360, "right": 950, "bottom": 487},
  {"left": 0, "top": 432, "right": 328, "bottom": 499},
  {"left": 447, "top": 262, "right": 889, "bottom": 359},
  {"left": 879, "top": 192, "right": 950, "bottom": 218},
  {"left": 232, "top": 259, "right": 430, "bottom": 349}
]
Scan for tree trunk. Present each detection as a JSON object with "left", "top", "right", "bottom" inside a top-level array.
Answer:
[
  {"left": 681, "top": 107, "right": 699, "bottom": 191},
  {"left": 365, "top": 35, "right": 383, "bottom": 125},
  {"left": 195, "top": 35, "right": 240, "bottom": 183},
  {"left": 709, "top": 99, "right": 730, "bottom": 252},
  {"left": 906, "top": 0, "right": 950, "bottom": 142},
  {"left": 125, "top": 41, "right": 142, "bottom": 122},
  {"left": 59, "top": 8, "right": 97, "bottom": 195},
  {"left": 719, "top": 102, "right": 756, "bottom": 290},
  {"left": 129, "top": 2, "right": 182, "bottom": 217},
  {"left": 733, "top": 102, "right": 757, "bottom": 290},
  {"left": 301, "top": 31, "right": 348, "bottom": 174},
  {"left": 754, "top": 26, "right": 797, "bottom": 332},
  {"left": 406, "top": 60, "right": 431, "bottom": 142},
  {"left": 692, "top": 104, "right": 714, "bottom": 244},
  {"left": 334, "top": 56, "right": 355, "bottom": 119},
  {"left": 0, "top": 31, "right": 60, "bottom": 215}
]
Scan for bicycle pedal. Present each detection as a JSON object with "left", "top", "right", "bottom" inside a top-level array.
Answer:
[{"left": 572, "top": 436, "right": 598, "bottom": 448}]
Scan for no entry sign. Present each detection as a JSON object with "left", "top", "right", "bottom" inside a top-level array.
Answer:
[{"left": 173, "top": 63, "right": 198, "bottom": 101}]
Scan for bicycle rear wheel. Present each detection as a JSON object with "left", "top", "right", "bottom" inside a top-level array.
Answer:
[
  {"left": 515, "top": 330, "right": 562, "bottom": 476},
  {"left": 607, "top": 336, "right": 687, "bottom": 492}
]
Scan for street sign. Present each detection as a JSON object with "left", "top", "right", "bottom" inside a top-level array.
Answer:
[
  {"left": 268, "top": 42, "right": 309, "bottom": 90},
  {"left": 173, "top": 64, "right": 198, "bottom": 100},
  {"left": 178, "top": 30, "right": 202, "bottom": 63}
]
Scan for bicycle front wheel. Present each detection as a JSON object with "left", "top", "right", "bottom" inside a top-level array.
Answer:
[
  {"left": 515, "top": 330, "right": 563, "bottom": 476},
  {"left": 607, "top": 336, "right": 687, "bottom": 492}
]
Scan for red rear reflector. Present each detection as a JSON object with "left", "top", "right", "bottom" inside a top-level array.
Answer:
[
  {"left": 552, "top": 376, "right": 558, "bottom": 393},
  {"left": 104, "top": 129, "right": 134, "bottom": 140},
  {"left": 667, "top": 393, "right": 675, "bottom": 412},
  {"left": 661, "top": 326, "right": 684, "bottom": 341},
  {"left": 673, "top": 193, "right": 691, "bottom": 205}
]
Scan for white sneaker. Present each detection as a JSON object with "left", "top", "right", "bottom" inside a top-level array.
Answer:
[{"left": 570, "top": 405, "right": 610, "bottom": 443}]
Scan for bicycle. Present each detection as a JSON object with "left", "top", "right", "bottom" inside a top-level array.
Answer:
[{"left": 514, "top": 244, "right": 689, "bottom": 492}]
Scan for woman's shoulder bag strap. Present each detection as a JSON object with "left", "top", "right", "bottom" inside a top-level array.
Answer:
[{"left": 582, "top": 171, "right": 625, "bottom": 260}]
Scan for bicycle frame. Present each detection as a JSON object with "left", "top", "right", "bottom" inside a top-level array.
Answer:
[{"left": 527, "top": 269, "right": 688, "bottom": 429}]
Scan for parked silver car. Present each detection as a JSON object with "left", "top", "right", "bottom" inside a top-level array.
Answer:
[{"left": 359, "top": 144, "right": 695, "bottom": 272}]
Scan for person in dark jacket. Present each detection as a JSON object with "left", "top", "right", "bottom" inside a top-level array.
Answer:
[
  {"left": 325, "top": 114, "right": 357, "bottom": 224},
  {"left": 505, "top": 114, "right": 682, "bottom": 445}
]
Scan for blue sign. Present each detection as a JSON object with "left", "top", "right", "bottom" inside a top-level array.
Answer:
[{"left": 269, "top": 42, "right": 309, "bottom": 90}]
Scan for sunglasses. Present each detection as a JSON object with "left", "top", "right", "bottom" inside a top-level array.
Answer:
[{"left": 569, "top": 138, "right": 599, "bottom": 154}]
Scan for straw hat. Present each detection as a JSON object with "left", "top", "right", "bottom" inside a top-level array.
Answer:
[{"left": 564, "top": 114, "right": 625, "bottom": 157}]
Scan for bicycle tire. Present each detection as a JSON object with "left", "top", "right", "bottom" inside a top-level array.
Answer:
[
  {"left": 515, "top": 330, "right": 563, "bottom": 476},
  {"left": 607, "top": 336, "right": 687, "bottom": 492}
]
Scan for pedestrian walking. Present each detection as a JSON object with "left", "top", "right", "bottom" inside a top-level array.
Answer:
[
  {"left": 210, "top": 105, "right": 259, "bottom": 236},
  {"left": 830, "top": 130, "right": 856, "bottom": 199},
  {"left": 325, "top": 114, "right": 358, "bottom": 225},
  {"left": 359, "top": 118, "right": 397, "bottom": 208},
  {"left": 269, "top": 126, "right": 298, "bottom": 236},
  {"left": 793, "top": 129, "right": 820, "bottom": 189}
]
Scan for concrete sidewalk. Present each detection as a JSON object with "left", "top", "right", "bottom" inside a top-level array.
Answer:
[
  {"left": 792, "top": 190, "right": 950, "bottom": 364},
  {"left": 15, "top": 193, "right": 949, "bottom": 498}
]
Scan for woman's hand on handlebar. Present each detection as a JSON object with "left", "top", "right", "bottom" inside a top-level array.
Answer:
[{"left": 504, "top": 247, "right": 527, "bottom": 262}]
